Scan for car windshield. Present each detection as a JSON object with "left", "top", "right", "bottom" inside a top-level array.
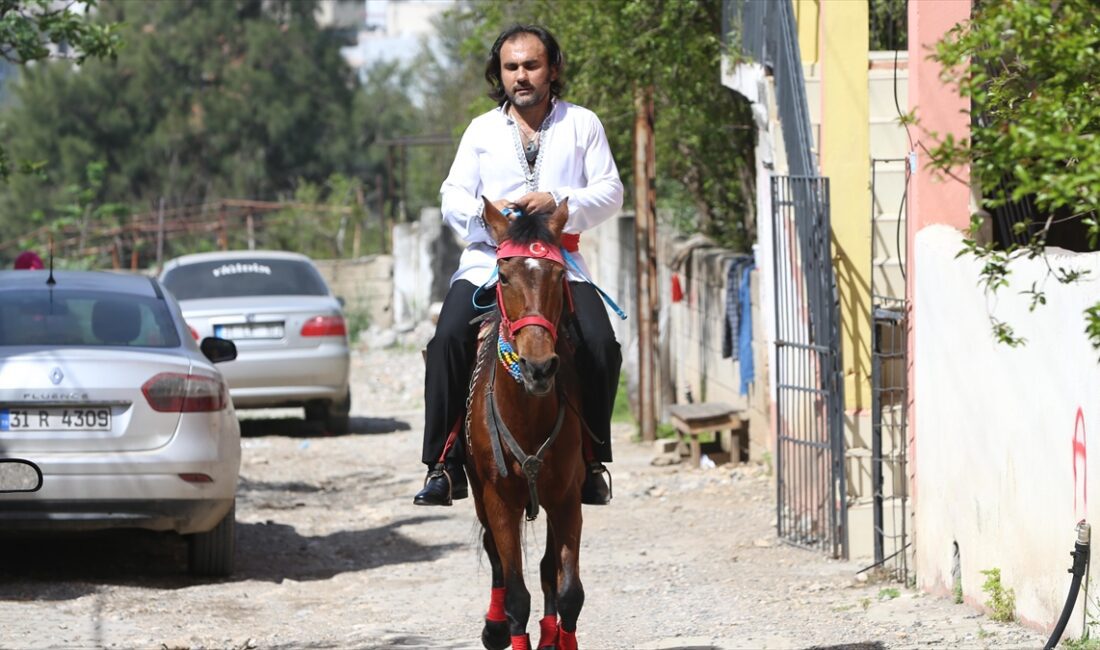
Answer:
[
  {"left": 0, "top": 289, "right": 182, "bottom": 348},
  {"left": 162, "top": 258, "right": 329, "bottom": 300}
]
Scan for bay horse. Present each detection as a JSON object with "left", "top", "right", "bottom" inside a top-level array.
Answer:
[{"left": 465, "top": 197, "right": 586, "bottom": 650}]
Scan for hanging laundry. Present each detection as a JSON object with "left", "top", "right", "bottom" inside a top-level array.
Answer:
[
  {"left": 722, "top": 254, "right": 754, "bottom": 360},
  {"left": 739, "top": 262, "right": 755, "bottom": 395}
]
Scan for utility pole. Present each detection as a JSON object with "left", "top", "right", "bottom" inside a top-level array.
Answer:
[{"left": 634, "top": 85, "right": 658, "bottom": 442}]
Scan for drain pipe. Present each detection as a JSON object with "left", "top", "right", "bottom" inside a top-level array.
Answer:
[{"left": 1045, "top": 521, "right": 1091, "bottom": 650}]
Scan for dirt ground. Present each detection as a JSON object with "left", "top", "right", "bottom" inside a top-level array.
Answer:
[{"left": 0, "top": 347, "right": 1048, "bottom": 649}]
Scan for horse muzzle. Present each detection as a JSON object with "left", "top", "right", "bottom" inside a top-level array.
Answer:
[{"left": 518, "top": 355, "right": 559, "bottom": 396}]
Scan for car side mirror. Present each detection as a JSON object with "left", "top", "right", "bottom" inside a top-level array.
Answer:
[
  {"left": 0, "top": 459, "right": 42, "bottom": 493},
  {"left": 337, "top": 296, "right": 346, "bottom": 308},
  {"left": 200, "top": 337, "right": 238, "bottom": 363}
]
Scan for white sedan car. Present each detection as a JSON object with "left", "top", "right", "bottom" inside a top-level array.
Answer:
[
  {"left": 160, "top": 251, "right": 351, "bottom": 433},
  {"left": 0, "top": 269, "right": 240, "bottom": 576}
]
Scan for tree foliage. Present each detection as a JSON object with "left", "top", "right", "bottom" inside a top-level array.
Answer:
[
  {"left": 0, "top": 0, "right": 361, "bottom": 247},
  {"left": 925, "top": 0, "right": 1100, "bottom": 350},
  {"left": 0, "top": 0, "right": 120, "bottom": 179},
  {"left": 446, "top": 0, "right": 756, "bottom": 251}
]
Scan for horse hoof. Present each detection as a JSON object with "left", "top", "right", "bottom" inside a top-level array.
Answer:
[{"left": 481, "top": 619, "right": 510, "bottom": 650}]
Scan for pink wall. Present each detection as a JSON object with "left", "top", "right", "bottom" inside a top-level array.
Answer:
[
  {"left": 906, "top": 0, "right": 971, "bottom": 508},
  {"left": 908, "top": 0, "right": 971, "bottom": 233}
]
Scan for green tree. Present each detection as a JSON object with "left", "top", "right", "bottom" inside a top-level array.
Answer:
[
  {"left": 351, "top": 59, "right": 431, "bottom": 222},
  {"left": 442, "top": 0, "right": 756, "bottom": 250},
  {"left": 0, "top": 0, "right": 120, "bottom": 179},
  {"left": 924, "top": 0, "right": 1100, "bottom": 349},
  {"left": 0, "top": 0, "right": 357, "bottom": 246}
]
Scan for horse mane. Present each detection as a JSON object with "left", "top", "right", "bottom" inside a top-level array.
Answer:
[{"left": 506, "top": 213, "right": 555, "bottom": 246}]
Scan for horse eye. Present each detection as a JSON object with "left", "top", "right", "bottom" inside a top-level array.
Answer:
[{"left": 499, "top": 273, "right": 509, "bottom": 285}]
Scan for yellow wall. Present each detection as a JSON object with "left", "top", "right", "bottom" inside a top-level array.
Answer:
[
  {"left": 820, "top": 1, "right": 871, "bottom": 410},
  {"left": 794, "top": 0, "right": 820, "bottom": 63}
]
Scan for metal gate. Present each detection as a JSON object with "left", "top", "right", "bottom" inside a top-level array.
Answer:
[{"left": 772, "top": 175, "right": 847, "bottom": 558}]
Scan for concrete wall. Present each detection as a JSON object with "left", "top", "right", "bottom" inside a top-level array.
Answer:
[
  {"left": 391, "top": 208, "right": 462, "bottom": 328},
  {"left": 907, "top": 0, "right": 973, "bottom": 529},
  {"left": 586, "top": 210, "right": 772, "bottom": 455},
  {"left": 914, "top": 225, "right": 1100, "bottom": 634},
  {"left": 584, "top": 213, "right": 637, "bottom": 350},
  {"left": 314, "top": 255, "right": 394, "bottom": 330},
  {"left": 723, "top": 45, "right": 783, "bottom": 466},
  {"left": 820, "top": 0, "right": 872, "bottom": 411},
  {"left": 668, "top": 246, "right": 770, "bottom": 461}
]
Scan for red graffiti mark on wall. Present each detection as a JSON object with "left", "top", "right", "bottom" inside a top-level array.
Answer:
[{"left": 1074, "top": 407, "right": 1087, "bottom": 518}]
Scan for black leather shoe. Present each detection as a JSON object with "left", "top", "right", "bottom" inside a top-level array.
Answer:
[
  {"left": 581, "top": 463, "right": 611, "bottom": 505},
  {"left": 413, "top": 464, "right": 468, "bottom": 506}
]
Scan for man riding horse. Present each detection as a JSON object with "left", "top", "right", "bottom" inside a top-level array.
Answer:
[{"left": 414, "top": 24, "right": 622, "bottom": 508}]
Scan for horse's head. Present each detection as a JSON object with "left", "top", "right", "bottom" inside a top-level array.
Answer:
[{"left": 482, "top": 197, "right": 570, "bottom": 396}]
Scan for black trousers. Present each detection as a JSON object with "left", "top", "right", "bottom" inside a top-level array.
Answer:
[{"left": 421, "top": 279, "right": 622, "bottom": 468}]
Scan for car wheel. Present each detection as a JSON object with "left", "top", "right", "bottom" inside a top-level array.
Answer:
[
  {"left": 187, "top": 501, "right": 236, "bottom": 577},
  {"left": 326, "top": 388, "right": 352, "bottom": 434},
  {"left": 306, "top": 389, "right": 351, "bottom": 435}
]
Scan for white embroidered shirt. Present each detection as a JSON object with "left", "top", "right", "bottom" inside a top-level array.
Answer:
[{"left": 439, "top": 99, "right": 624, "bottom": 287}]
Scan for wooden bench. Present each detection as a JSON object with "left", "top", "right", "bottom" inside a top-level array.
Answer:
[{"left": 667, "top": 402, "right": 745, "bottom": 467}]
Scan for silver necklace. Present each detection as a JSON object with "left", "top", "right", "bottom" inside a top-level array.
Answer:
[{"left": 509, "top": 107, "right": 551, "bottom": 191}]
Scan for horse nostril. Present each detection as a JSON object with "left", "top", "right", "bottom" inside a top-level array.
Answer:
[{"left": 519, "top": 355, "right": 559, "bottom": 381}]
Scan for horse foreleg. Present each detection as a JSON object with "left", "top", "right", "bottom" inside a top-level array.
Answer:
[
  {"left": 481, "top": 528, "right": 510, "bottom": 650},
  {"left": 549, "top": 504, "right": 584, "bottom": 650},
  {"left": 484, "top": 492, "right": 532, "bottom": 650},
  {"left": 536, "top": 522, "right": 559, "bottom": 650}
]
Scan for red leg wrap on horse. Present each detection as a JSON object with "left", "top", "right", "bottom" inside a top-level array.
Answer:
[
  {"left": 510, "top": 633, "right": 531, "bottom": 650},
  {"left": 558, "top": 628, "right": 578, "bottom": 650},
  {"left": 536, "top": 615, "right": 558, "bottom": 648},
  {"left": 486, "top": 587, "right": 507, "bottom": 622}
]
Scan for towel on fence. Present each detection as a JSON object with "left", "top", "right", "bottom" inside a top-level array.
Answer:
[
  {"left": 722, "top": 254, "right": 754, "bottom": 360},
  {"left": 739, "top": 262, "right": 755, "bottom": 395}
]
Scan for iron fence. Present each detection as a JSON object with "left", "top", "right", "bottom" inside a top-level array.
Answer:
[
  {"left": 772, "top": 175, "right": 847, "bottom": 558},
  {"left": 870, "top": 157, "right": 911, "bottom": 582},
  {"left": 727, "top": 0, "right": 845, "bottom": 557}
]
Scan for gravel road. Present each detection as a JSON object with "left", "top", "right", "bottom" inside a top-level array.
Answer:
[{"left": 0, "top": 346, "right": 1046, "bottom": 649}]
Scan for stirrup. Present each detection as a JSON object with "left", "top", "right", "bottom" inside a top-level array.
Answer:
[
  {"left": 425, "top": 463, "right": 455, "bottom": 504},
  {"left": 591, "top": 463, "right": 612, "bottom": 500}
]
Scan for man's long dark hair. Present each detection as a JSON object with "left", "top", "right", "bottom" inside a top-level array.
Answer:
[{"left": 484, "top": 24, "right": 565, "bottom": 106}]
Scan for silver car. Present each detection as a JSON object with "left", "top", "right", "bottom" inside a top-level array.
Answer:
[
  {"left": 0, "top": 269, "right": 241, "bottom": 576},
  {"left": 159, "top": 251, "right": 351, "bottom": 433}
]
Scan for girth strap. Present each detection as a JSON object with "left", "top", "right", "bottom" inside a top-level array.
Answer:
[{"left": 485, "top": 356, "right": 567, "bottom": 521}]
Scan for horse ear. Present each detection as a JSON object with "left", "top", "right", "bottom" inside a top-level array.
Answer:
[
  {"left": 481, "top": 197, "right": 511, "bottom": 244},
  {"left": 548, "top": 198, "right": 569, "bottom": 243}
]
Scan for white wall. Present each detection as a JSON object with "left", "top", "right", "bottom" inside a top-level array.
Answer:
[
  {"left": 914, "top": 225, "right": 1100, "bottom": 633},
  {"left": 391, "top": 208, "right": 461, "bottom": 328}
]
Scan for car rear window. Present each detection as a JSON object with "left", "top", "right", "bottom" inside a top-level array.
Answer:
[
  {"left": 161, "top": 259, "right": 330, "bottom": 300},
  {"left": 0, "top": 290, "right": 182, "bottom": 348}
]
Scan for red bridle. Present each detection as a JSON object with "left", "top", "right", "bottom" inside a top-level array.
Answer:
[{"left": 495, "top": 240, "right": 575, "bottom": 343}]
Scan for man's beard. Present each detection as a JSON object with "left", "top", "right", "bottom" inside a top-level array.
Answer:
[{"left": 507, "top": 84, "right": 546, "bottom": 108}]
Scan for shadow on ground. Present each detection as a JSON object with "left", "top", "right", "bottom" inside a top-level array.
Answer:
[
  {"left": 0, "top": 514, "right": 459, "bottom": 601},
  {"left": 239, "top": 415, "right": 410, "bottom": 438}
]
